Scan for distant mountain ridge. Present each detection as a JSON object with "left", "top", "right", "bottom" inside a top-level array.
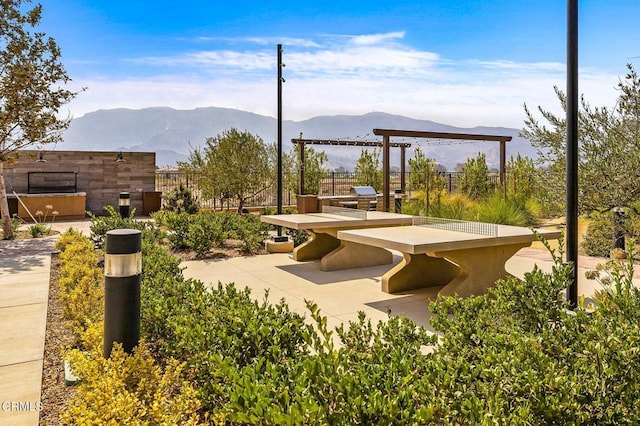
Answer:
[{"left": 58, "top": 107, "right": 536, "bottom": 169}]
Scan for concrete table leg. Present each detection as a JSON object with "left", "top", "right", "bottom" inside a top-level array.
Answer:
[
  {"left": 320, "top": 241, "right": 393, "bottom": 271},
  {"left": 293, "top": 231, "right": 340, "bottom": 261},
  {"left": 436, "top": 242, "right": 531, "bottom": 298},
  {"left": 382, "top": 253, "right": 458, "bottom": 293}
]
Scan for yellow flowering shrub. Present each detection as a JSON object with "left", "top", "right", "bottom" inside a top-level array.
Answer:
[
  {"left": 54, "top": 227, "right": 86, "bottom": 252},
  {"left": 57, "top": 232, "right": 104, "bottom": 341},
  {"left": 56, "top": 229, "right": 203, "bottom": 425},
  {"left": 63, "top": 338, "right": 201, "bottom": 425}
]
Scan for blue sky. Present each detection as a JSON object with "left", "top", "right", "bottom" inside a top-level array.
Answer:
[{"left": 39, "top": 0, "right": 640, "bottom": 128}]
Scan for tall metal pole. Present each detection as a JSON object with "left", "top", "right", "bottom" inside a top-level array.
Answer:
[
  {"left": 566, "top": 0, "right": 579, "bottom": 309},
  {"left": 277, "top": 44, "right": 283, "bottom": 236}
]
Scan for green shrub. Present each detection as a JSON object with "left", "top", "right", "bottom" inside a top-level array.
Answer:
[
  {"left": 185, "top": 214, "right": 225, "bottom": 257},
  {"left": 235, "top": 214, "right": 269, "bottom": 253},
  {"left": 28, "top": 223, "right": 50, "bottom": 237},
  {"left": 285, "top": 228, "right": 310, "bottom": 247},
  {"left": 156, "top": 210, "right": 193, "bottom": 250},
  {"left": 582, "top": 211, "right": 640, "bottom": 258},
  {"left": 139, "top": 238, "right": 310, "bottom": 412},
  {"left": 582, "top": 212, "right": 616, "bottom": 257},
  {"left": 162, "top": 183, "right": 198, "bottom": 213},
  {"left": 87, "top": 205, "right": 160, "bottom": 248}
]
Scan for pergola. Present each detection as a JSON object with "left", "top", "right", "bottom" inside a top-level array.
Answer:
[
  {"left": 373, "top": 129, "right": 513, "bottom": 212},
  {"left": 290, "top": 130, "right": 513, "bottom": 211},
  {"left": 291, "top": 138, "right": 412, "bottom": 195}
]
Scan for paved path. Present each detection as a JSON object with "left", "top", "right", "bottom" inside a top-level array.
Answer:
[
  {"left": 0, "top": 220, "right": 91, "bottom": 425},
  {"left": 0, "top": 236, "right": 57, "bottom": 426}
]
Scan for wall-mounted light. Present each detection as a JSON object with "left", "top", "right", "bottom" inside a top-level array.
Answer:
[
  {"left": 116, "top": 151, "right": 126, "bottom": 163},
  {"left": 36, "top": 152, "right": 47, "bottom": 163}
]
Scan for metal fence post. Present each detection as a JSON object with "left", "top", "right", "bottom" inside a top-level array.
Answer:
[{"left": 103, "top": 229, "right": 142, "bottom": 358}]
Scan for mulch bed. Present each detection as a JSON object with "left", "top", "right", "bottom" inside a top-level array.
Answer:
[{"left": 40, "top": 254, "right": 76, "bottom": 425}]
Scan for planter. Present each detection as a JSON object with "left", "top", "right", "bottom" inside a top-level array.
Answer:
[
  {"left": 296, "top": 194, "right": 318, "bottom": 213},
  {"left": 142, "top": 191, "right": 162, "bottom": 215}
]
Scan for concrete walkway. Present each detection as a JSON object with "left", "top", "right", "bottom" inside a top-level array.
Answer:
[
  {"left": 0, "top": 236, "right": 57, "bottom": 426},
  {"left": 0, "top": 218, "right": 636, "bottom": 425}
]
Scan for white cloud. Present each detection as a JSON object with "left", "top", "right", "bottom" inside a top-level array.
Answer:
[
  {"left": 67, "top": 32, "right": 623, "bottom": 129},
  {"left": 349, "top": 31, "right": 406, "bottom": 46}
]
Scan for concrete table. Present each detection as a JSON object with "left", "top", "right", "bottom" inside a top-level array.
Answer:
[
  {"left": 337, "top": 218, "right": 562, "bottom": 297},
  {"left": 261, "top": 207, "right": 413, "bottom": 271}
]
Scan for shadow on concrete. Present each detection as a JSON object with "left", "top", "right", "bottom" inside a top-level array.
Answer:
[
  {"left": 272, "top": 253, "right": 403, "bottom": 286},
  {"left": 365, "top": 286, "right": 441, "bottom": 333},
  {"left": 0, "top": 237, "right": 57, "bottom": 274},
  {"left": 276, "top": 260, "right": 396, "bottom": 286}
]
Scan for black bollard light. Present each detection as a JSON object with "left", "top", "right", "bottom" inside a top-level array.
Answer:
[
  {"left": 103, "top": 229, "right": 142, "bottom": 358},
  {"left": 613, "top": 207, "right": 625, "bottom": 251},
  {"left": 394, "top": 189, "right": 403, "bottom": 213},
  {"left": 119, "top": 192, "right": 130, "bottom": 218}
]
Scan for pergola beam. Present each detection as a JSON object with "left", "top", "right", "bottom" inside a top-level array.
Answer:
[
  {"left": 373, "top": 128, "right": 513, "bottom": 212},
  {"left": 372, "top": 129, "right": 512, "bottom": 143},
  {"left": 292, "top": 138, "right": 411, "bottom": 148}
]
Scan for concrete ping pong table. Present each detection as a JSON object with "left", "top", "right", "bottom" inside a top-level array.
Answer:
[
  {"left": 337, "top": 216, "right": 562, "bottom": 298},
  {"left": 261, "top": 206, "right": 413, "bottom": 271}
]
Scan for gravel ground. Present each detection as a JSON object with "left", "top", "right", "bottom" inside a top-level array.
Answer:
[{"left": 39, "top": 255, "right": 76, "bottom": 425}]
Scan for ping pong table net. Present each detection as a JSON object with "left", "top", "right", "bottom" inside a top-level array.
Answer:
[
  {"left": 321, "top": 205, "right": 368, "bottom": 220},
  {"left": 412, "top": 216, "right": 498, "bottom": 237}
]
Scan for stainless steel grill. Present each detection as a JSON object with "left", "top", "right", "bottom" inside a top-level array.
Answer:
[
  {"left": 350, "top": 186, "right": 377, "bottom": 210},
  {"left": 350, "top": 186, "right": 378, "bottom": 197}
]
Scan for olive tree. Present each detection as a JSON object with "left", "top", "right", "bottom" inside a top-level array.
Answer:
[
  {"left": 354, "top": 148, "right": 382, "bottom": 191},
  {"left": 197, "top": 128, "right": 274, "bottom": 213},
  {"left": 409, "top": 146, "right": 445, "bottom": 192},
  {"left": 0, "top": 0, "right": 78, "bottom": 238},
  {"left": 459, "top": 153, "right": 490, "bottom": 200},
  {"left": 522, "top": 63, "right": 640, "bottom": 215},
  {"left": 286, "top": 145, "right": 328, "bottom": 195}
]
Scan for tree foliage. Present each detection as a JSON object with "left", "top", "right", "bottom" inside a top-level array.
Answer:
[
  {"left": 505, "top": 154, "right": 539, "bottom": 201},
  {"left": 0, "top": 0, "right": 78, "bottom": 238},
  {"left": 408, "top": 146, "right": 445, "bottom": 192},
  {"left": 192, "top": 128, "right": 274, "bottom": 213},
  {"left": 522, "top": 63, "right": 640, "bottom": 215},
  {"left": 286, "top": 145, "right": 328, "bottom": 195},
  {"left": 459, "top": 153, "right": 490, "bottom": 200},
  {"left": 354, "top": 148, "right": 382, "bottom": 191}
]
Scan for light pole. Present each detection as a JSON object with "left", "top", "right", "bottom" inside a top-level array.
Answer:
[
  {"left": 276, "top": 44, "right": 284, "bottom": 237},
  {"left": 566, "top": 0, "right": 579, "bottom": 309}
]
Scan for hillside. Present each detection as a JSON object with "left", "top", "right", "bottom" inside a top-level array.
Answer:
[{"left": 59, "top": 107, "right": 537, "bottom": 169}]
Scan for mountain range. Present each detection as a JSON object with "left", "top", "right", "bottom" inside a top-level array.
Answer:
[{"left": 58, "top": 107, "right": 538, "bottom": 170}]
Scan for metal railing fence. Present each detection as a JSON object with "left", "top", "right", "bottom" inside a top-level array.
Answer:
[{"left": 156, "top": 170, "right": 505, "bottom": 210}]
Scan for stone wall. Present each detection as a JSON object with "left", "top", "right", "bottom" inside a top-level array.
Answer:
[{"left": 4, "top": 150, "right": 156, "bottom": 216}]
